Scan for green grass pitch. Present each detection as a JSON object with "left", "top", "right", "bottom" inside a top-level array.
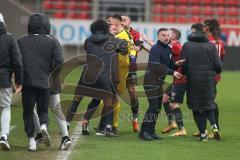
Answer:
[{"left": 0, "top": 71, "right": 240, "bottom": 160}]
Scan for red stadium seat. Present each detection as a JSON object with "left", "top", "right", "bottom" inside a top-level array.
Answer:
[
  {"left": 176, "top": 5, "right": 187, "bottom": 14},
  {"left": 176, "top": 16, "right": 187, "bottom": 23},
  {"left": 164, "top": 15, "right": 176, "bottom": 23},
  {"left": 202, "top": 16, "right": 213, "bottom": 22},
  {"left": 228, "top": 0, "right": 238, "bottom": 6},
  {"left": 68, "top": 1, "right": 78, "bottom": 10},
  {"left": 78, "top": 2, "right": 92, "bottom": 10},
  {"left": 202, "top": 6, "right": 212, "bottom": 15},
  {"left": 218, "top": 17, "right": 226, "bottom": 25},
  {"left": 52, "top": 1, "right": 66, "bottom": 10},
  {"left": 42, "top": 0, "right": 53, "bottom": 10},
  {"left": 190, "top": 16, "right": 201, "bottom": 23},
  {"left": 81, "top": 0, "right": 92, "bottom": 2},
  {"left": 53, "top": 11, "right": 65, "bottom": 19},
  {"left": 66, "top": 12, "right": 78, "bottom": 19},
  {"left": 227, "top": 7, "right": 238, "bottom": 16},
  {"left": 166, "top": 0, "right": 176, "bottom": 3},
  {"left": 152, "top": 15, "right": 164, "bottom": 22},
  {"left": 190, "top": 0, "right": 200, "bottom": 4},
  {"left": 164, "top": 4, "right": 176, "bottom": 14},
  {"left": 202, "top": 0, "right": 212, "bottom": 5},
  {"left": 190, "top": 5, "right": 200, "bottom": 15},
  {"left": 226, "top": 18, "right": 238, "bottom": 25},
  {"left": 152, "top": 5, "right": 164, "bottom": 14},
  {"left": 153, "top": 0, "right": 164, "bottom": 4},
  {"left": 177, "top": 0, "right": 188, "bottom": 4},
  {"left": 215, "top": 6, "right": 225, "bottom": 16},
  {"left": 77, "top": 12, "right": 91, "bottom": 19},
  {"left": 214, "top": 0, "right": 225, "bottom": 5}
]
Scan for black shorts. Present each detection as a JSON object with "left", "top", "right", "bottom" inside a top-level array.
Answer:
[{"left": 170, "top": 84, "right": 186, "bottom": 103}]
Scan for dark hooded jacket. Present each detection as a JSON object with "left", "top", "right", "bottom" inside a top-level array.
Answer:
[
  {"left": 0, "top": 22, "right": 23, "bottom": 88},
  {"left": 77, "top": 32, "right": 128, "bottom": 97},
  {"left": 182, "top": 31, "right": 222, "bottom": 110},
  {"left": 18, "top": 14, "right": 63, "bottom": 90}
]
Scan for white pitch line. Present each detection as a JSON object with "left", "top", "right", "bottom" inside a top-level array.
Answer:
[{"left": 56, "top": 123, "right": 82, "bottom": 160}]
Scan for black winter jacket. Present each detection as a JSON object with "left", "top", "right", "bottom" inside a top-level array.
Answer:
[
  {"left": 182, "top": 31, "right": 222, "bottom": 110},
  {"left": 18, "top": 14, "right": 63, "bottom": 89},
  {"left": 144, "top": 40, "right": 174, "bottom": 89},
  {"left": 0, "top": 22, "right": 23, "bottom": 88},
  {"left": 77, "top": 32, "right": 128, "bottom": 96}
]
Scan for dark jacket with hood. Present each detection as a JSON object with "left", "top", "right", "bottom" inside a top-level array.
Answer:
[
  {"left": 18, "top": 14, "right": 63, "bottom": 90},
  {"left": 0, "top": 22, "right": 23, "bottom": 88},
  {"left": 182, "top": 31, "right": 222, "bottom": 110},
  {"left": 77, "top": 32, "right": 128, "bottom": 96}
]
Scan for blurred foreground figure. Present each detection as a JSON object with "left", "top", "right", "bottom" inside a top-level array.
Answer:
[{"left": 0, "top": 12, "right": 23, "bottom": 151}]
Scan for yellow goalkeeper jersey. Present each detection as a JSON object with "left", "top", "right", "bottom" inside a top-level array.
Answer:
[{"left": 115, "top": 29, "right": 137, "bottom": 69}]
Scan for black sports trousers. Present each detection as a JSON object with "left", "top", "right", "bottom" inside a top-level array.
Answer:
[{"left": 22, "top": 87, "right": 50, "bottom": 137}]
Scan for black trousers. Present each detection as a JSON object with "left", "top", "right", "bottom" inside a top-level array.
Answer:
[
  {"left": 140, "top": 85, "right": 163, "bottom": 135},
  {"left": 84, "top": 99, "right": 101, "bottom": 121},
  {"left": 22, "top": 87, "right": 50, "bottom": 137}
]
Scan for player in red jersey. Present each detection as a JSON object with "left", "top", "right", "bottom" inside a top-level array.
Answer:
[
  {"left": 161, "top": 28, "right": 187, "bottom": 136},
  {"left": 203, "top": 19, "right": 225, "bottom": 138},
  {"left": 121, "top": 15, "right": 144, "bottom": 132}
]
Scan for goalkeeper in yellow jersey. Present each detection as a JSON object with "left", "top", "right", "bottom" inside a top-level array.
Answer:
[{"left": 105, "top": 13, "right": 138, "bottom": 134}]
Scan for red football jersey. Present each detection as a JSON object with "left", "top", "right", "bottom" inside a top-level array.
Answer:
[
  {"left": 208, "top": 35, "right": 225, "bottom": 83},
  {"left": 170, "top": 41, "right": 186, "bottom": 85},
  {"left": 129, "top": 27, "right": 141, "bottom": 43},
  {"left": 208, "top": 35, "right": 225, "bottom": 61}
]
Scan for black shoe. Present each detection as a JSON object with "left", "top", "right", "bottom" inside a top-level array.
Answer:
[
  {"left": 35, "top": 133, "right": 44, "bottom": 144},
  {"left": 151, "top": 134, "right": 163, "bottom": 140},
  {"left": 200, "top": 133, "right": 208, "bottom": 142},
  {"left": 95, "top": 129, "right": 106, "bottom": 136},
  {"left": 105, "top": 128, "right": 118, "bottom": 137},
  {"left": 139, "top": 132, "right": 154, "bottom": 141},
  {"left": 59, "top": 136, "right": 72, "bottom": 150},
  {"left": 41, "top": 128, "right": 51, "bottom": 147},
  {"left": 212, "top": 125, "right": 221, "bottom": 140},
  {"left": 82, "top": 124, "right": 90, "bottom": 136},
  {"left": 112, "top": 127, "right": 119, "bottom": 136},
  {"left": 0, "top": 136, "right": 10, "bottom": 151}
]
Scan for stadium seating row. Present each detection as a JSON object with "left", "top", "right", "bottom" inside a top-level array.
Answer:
[
  {"left": 41, "top": 0, "right": 239, "bottom": 24},
  {"left": 42, "top": 0, "right": 92, "bottom": 10},
  {"left": 152, "top": 15, "right": 239, "bottom": 25},
  {"left": 52, "top": 11, "right": 91, "bottom": 19},
  {"left": 42, "top": 0, "right": 92, "bottom": 19},
  {"left": 152, "top": 5, "right": 239, "bottom": 16},
  {"left": 153, "top": 0, "right": 238, "bottom": 6}
]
